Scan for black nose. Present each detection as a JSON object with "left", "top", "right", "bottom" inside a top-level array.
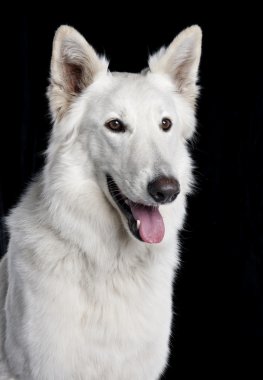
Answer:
[{"left": 147, "top": 176, "right": 180, "bottom": 204}]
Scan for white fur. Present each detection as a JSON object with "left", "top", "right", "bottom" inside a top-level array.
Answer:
[{"left": 0, "top": 25, "right": 202, "bottom": 379}]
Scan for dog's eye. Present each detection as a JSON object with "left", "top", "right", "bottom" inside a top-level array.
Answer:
[
  {"left": 160, "top": 118, "right": 172, "bottom": 132},
  {"left": 105, "top": 119, "right": 126, "bottom": 133}
]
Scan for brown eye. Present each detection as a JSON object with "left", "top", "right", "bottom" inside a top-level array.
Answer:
[
  {"left": 160, "top": 118, "right": 172, "bottom": 131},
  {"left": 105, "top": 119, "right": 126, "bottom": 132}
]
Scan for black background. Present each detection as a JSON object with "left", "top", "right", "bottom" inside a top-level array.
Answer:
[{"left": 1, "top": 10, "right": 263, "bottom": 378}]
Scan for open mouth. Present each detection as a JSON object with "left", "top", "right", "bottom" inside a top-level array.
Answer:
[{"left": 106, "top": 175, "right": 165, "bottom": 244}]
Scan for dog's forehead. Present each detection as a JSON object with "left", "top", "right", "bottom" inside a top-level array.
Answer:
[
  {"left": 106, "top": 72, "right": 174, "bottom": 104},
  {"left": 111, "top": 71, "right": 169, "bottom": 90},
  {"left": 111, "top": 72, "right": 140, "bottom": 79}
]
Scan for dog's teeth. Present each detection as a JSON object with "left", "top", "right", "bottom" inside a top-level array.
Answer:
[{"left": 136, "top": 220, "right": 141, "bottom": 229}]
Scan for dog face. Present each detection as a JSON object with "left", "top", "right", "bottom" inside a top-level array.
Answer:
[{"left": 47, "top": 25, "right": 202, "bottom": 243}]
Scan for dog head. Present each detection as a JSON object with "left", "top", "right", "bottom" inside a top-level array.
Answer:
[{"left": 47, "top": 25, "right": 202, "bottom": 244}]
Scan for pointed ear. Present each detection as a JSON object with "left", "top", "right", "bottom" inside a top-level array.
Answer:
[
  {"left": 148, "top": 25, "right": 202, "bottom": 103},
  {"left": 47, "top": 25, "right": 108, "bottom": 121}
]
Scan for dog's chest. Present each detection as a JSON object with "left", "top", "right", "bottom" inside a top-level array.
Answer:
[{"left": 25, "top": 254, "right": 173, "bottom": 379}]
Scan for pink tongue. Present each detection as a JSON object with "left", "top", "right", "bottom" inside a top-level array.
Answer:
[{"left": 129, "top": 203, "right": 165, "bottom": 244}]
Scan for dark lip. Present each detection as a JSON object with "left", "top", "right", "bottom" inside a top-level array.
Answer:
[{"left": 106, "top": 174, "right": 142, "bottom": 241}]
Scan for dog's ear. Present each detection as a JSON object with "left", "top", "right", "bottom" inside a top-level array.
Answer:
[
  {"left": 47, "top": 25, "right": 108, "bottom": 122},
  {"left": 148, "top": 25, "right": 202, "bottom": 104}
]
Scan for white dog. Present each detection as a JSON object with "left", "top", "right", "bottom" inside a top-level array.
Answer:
[{"left": 0, "top": 24, "right": 202, "bottom": 379}]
